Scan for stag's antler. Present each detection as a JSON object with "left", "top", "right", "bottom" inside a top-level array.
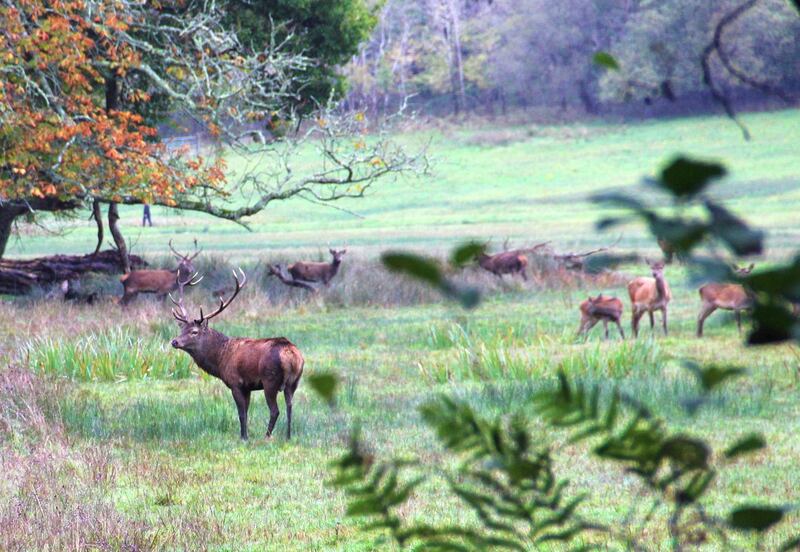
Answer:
[
  {"left": 189, "top": 238, "right": 202, "bottom": 261},
  {"left": 168, "top": 239, "right": 184, "bottom": 260},
  {"left": 198, "top": 268, "right": 246, "bottom": 324},
  {"left": 169, "top": 270, "right": 203, "bottom": 324}
]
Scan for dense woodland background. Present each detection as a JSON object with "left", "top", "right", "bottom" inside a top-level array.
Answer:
[{"left": 342, "top": 0, "right": 800, "bottom": 117}]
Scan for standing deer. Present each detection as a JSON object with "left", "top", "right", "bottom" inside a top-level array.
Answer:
[
  {"left": 696, "top": 264, "right": 755, "bottom": 337},
  {"left": 628, "top": 260, "right": 672, "bottom": 337},
  {"left": 170, "top": 270, "right": 304, "bottom": 440},
  {"left": 119, "top": 240, "right": 200, "bottom": 305},
  {"left": 287, "top": 248, "right": 346, "bottom": 285},
  {"left": 578, "top": 294, "right": 625, "bottom": 339}
]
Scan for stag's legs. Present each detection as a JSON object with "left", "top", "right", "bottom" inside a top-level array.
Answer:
[
  {"left": 648, "top": 311, "right": 655, "bottom": 330},
  {"left": 284, "top": 380, "right": 299, "bottom": 440},
  {"left": 615, "top": 320, "right": 626, "bottom": 339},
  {"left": 603, "top": 320, "right": 610, "bottom": 339},
  {"left": 264, "top": 387, "right": 280, "bottom": 438},
  {"left": 735, "top": 310, "right": 743, "bottom": 334},
  {"left": 697, "top": 303, "right": 717, "bottom": 337},
  {"left": 661, "top": 308, "right": 669, "bottom": 336},
  {"left": 231, "top": 387, "right": 251, "bottom": 440},
  {"left": 120, "top": 291, "right": 137, "bottom": 306}
]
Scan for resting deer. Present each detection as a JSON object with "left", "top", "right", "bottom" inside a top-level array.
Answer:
[
  {"left": 287, "top": 248, "right": 346, "bottom": 285},
  {"left": 696, "top": 264, "right": 755, "bottom": 337},
  {"left": 119, "top": 240, "right": 201, "bottom": 305},
  {"left": 170, "top": 270, "right": 304, "bottom": 440},
  {"left": 628, "top": 260, "right": 672, "bottom": 337},
  {"left": 578, "top": 294, "right": 625, "bottom": 339}
]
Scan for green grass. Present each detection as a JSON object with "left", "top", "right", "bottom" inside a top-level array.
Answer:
[
  {"left": 3, "top": 110, "right": 800, "bottom": 550},
  {"left": 7, "top": 109, "right": 800, "bottom": 260}
]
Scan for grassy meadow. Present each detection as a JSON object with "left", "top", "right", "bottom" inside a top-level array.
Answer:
[{"left": 2, "top": 109, "right": 800, "bottom": 550}]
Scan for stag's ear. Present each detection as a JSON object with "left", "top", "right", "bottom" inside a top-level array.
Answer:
[
  {"left": 748, "top": 263, "right": 755, "bottom": 271},
  {"left": 329, "top": 248, "right": 335, "bottom": 255}
]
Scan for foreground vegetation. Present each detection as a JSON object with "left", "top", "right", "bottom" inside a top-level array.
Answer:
[{"left": 3, "top": 111, "right": 800, "bottom": 549}]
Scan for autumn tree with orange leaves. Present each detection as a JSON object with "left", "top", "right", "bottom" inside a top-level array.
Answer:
[{"left": 0, "top": 0, "right": 427, "bottom": 264}]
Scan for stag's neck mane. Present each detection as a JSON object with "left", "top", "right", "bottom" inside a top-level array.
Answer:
[{"left": 188, "top": 327, "right": 230, "bottom": 379}]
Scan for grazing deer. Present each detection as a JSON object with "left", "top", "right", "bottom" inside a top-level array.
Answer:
[
  {"left": 578, "top": 294, "right": 625, "bottom": 339},
  {"left": 628, "top": 260, "right": 672, "bottom": 337},
  {"left": 170, "top": 270, "right": 304, "bottom": 440},
  {"left": 696, "top": 264, "right": 755, "bottom": 337},
  {"left": 119, "top": 240, "right": 201, "bottom": 305},
  {"left": 287, "top": 248, "right": 346, "bottom": 285}
]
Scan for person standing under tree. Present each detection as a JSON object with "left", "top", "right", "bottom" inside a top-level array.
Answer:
[{"left": 142, "top": 204, "right": 152, "bottom": 227}]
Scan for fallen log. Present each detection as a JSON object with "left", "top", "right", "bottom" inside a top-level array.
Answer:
[{"left": 0, "top": 250, "right": 147, "bottom": 295}]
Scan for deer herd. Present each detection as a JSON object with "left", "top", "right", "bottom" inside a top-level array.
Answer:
[
  {"left": 577, "top": 259, "right": 762, "bottom": 341},
  {"left": 63, "top": 240, "right": 778, "bottom": 441}
]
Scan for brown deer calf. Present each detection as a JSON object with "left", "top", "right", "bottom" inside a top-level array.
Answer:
[
  {"left": 119, "top": 240, "right": 200, "bottom": 305},
  {"left": 628, "top": 260, "right": 672, "bottom": 337},
  {"left": 287, "top": 248, "right": 346, "bottom": 285},
  {"left": 170, "top": 270, "right": 304, "bottom": 440},
  {"left": 696, "top": 264, "right": 754, "bottom": 337},
  {"left": 578, "top": 295, "right": 625, "bottom": 339}
]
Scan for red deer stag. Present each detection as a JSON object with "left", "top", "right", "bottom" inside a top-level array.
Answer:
[
  {"left": 170, "top": 270, "right": 304, "bottom": 440},
  {"left": 287, "top": 248, "right": 346, "bottom": 285},
  {"left": 628, "top": 260, "right": 672, "bottom": 337},
  {"left": 696, "top": 264, "right": 755, "bottom": 337},
  {"left": 476, "top": 242, "right": 549, "bottom": 280},
  {"left": 578, "top": 294, "right": 625, "bottom": 339},
  {"left": 119, "top": 240, "right": 201, "bottom": 305}
]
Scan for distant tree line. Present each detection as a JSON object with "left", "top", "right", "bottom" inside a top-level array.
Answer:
[{"left": 342, "top": 0, "right": 800, "bottom": 117}]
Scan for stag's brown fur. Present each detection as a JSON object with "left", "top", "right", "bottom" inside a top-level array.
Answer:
[
  {"left": 170, "top": 270, "right": 303, "bottom": 440},
  {"left": 477, "top": 252, "right": 529, "bottom": 280},
  {"left": 287, "top": 248, "right": 346, "bottom": 285},
  {"left": 628, "top": 261, "right": 672, "bottom": 337},
  {"left": 696, "top": 264, "right": 754, "bottom": 337},
  {"left": 578, "top": 295, "right": 625, "bottom": 339},
  {"left": 172, "top": 328, "right": 303, "bottom": 440}
]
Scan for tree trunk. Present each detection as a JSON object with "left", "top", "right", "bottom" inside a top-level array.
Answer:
[
  {"left": 107, "top": 202, "right": 131, "bottom": 273},
  {"left": 0, "top": 205, "right": 25, "bottom": 260},
  {"left": 91, "top": 199, "right": 104, "bottom": 255}
]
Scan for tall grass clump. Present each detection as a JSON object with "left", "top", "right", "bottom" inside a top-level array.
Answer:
[
  {"left": 419, "top": 322, "right": 548, "bottom": 382},
  {"left": 560, "top": 338, "right": 664, "bottom": 378},
  {"left": 23, "top": 328, "right": 194, "bottom": 381},
  {"left": 420, "top": 321, "right": 665, "bottom": 383}
]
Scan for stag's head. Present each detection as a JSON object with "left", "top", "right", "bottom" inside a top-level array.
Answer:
[
  {"left": 329, "top": 248, "right": 347, "bottom": 263},
  {"left": 169, "top": 239, "right": 202, "bottom": 281},
  {"left": 170, "top": 269, "right": 246, "bottom": 353}
]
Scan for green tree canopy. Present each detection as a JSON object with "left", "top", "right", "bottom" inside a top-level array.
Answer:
[{"left": 224, "top": 0, "right": 380, "bottom": 106}]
